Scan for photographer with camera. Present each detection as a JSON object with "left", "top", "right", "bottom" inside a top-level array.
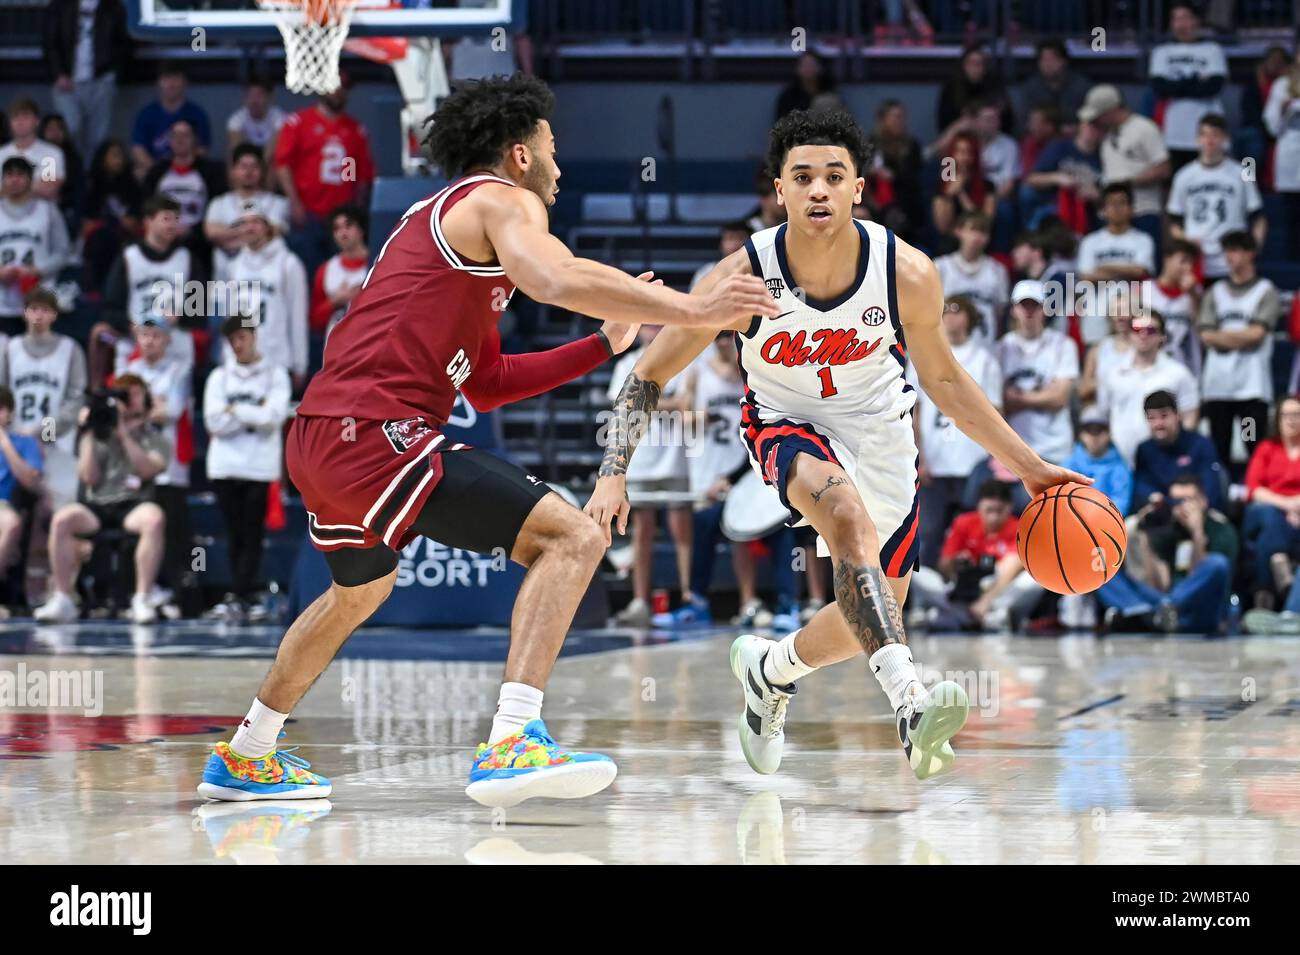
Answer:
[
  {"left": 33, "top": 373, "right": 170, "bottom": 624},
  {"left": 1097, "top": 473, "right": 1237, "bottom": 633}
]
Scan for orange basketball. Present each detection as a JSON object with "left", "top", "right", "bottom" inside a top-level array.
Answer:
[{"left": 1016, "top": 482, "right": 1127, "bottom": 595}]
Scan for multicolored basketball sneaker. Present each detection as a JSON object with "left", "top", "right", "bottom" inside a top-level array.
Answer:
[
  {"left": 197, "top": 742, "right": 333, "bottom": 801},
  {"left": 466, "top": 719, "right": 617, "bottom": 809}
]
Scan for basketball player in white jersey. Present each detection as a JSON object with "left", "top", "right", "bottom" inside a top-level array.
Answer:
[{"left": 586, "top": 110, "right": 1089, "bottom": 780}]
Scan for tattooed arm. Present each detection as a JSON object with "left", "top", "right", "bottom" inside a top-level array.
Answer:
[{"left": 584, "top": 249, "right": 756, "bottom": 544}]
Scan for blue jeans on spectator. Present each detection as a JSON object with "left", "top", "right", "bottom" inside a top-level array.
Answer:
[
  {"left": 690, "top": 503, "right": 797, "bottom": 610},
  {"left": 1242, "top": 502, "right": 1300, "bottom": 593},
  {"left": 1097, "top": 552, "right": 1232, "bottom": 632}
]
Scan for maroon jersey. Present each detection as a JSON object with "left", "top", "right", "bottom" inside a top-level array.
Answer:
[{"left": 296, "top": 173, "right": 518, "bottom": 424}]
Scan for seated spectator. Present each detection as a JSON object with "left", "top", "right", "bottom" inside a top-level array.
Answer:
[
  {"left": 690, "top": 221, "right": 748, "bottom": 292},
  {"left": 0, "top": 97, "right": 66, "bottom": 203},
  {"left": 868, "top": 100, "right": 924, "bottom": 241},
  {"left": 745, "top": 174, "right": 785, "bottom": 234},
  {"left": 0, "top": 157, "right": 71, "bottom": 338},
  {"left": 774, "top": 53, "right": 844, "bottom": 120},
  {"left": 226, "top": 77, "right": 286, "bottom": 156},
  {"left": 1018, "top": 104, "right": 1063, "bottom": 182},
  {"left": 910, "top": 481, "right": 1041, "bottom": 631},
  {"left": 0, "top": 385, "right": 44, "bottom": 606},
  {"left": 120, "top": 316, "right": 192, "bottom": 604},
  {"left": 1081, "top": 84, "right": 1171, "bottom": 251},
  {"left": 931, "top": 132, "right": 995, "bottom": 255},
  {"left": 1199, "top": 230, "right": 1279, "bottom": 480},
  {"left": 204, "top": 144, "right": 290, "bottom": 281},
  {"left": 1065, "top": 407, "right": 1133, "bottom": 516},
  {"left": 33, "top": 372, "right": 169, "bottom": 625},
  {"left": 1264, "top": 48, "right": 1300, "bottom": 257},
  {"left": 38, "top": 113, "right": 84, "bottom": 233},
  {"left": 82, "top": 139, "right": 142, "bottom": 295},
  {"left": 131, "top": 61, "right": 212, "bottom": 179},
  {"left": 96, "top": 195, "right": 204, "bottom": 386},
  {"left": 1016, "top": 37, "right": 1092, "bottom": 136},
  {"left": 934, "top": 212, "right": 1007, "bottom": 343},
  {"left": 1240, "top": 394, "right": 1300, "bottom": 611},
  {"left": 910, "top": 295, "right": 1001, "bottom": 569},
  {"left": 936, "top": 45, "right": 1012, "bottom": 134},
  {"left": 202, "top": 316, "right": 291, "bottom": 621},
  {"left": 1148, "top": 2, "right": 1227, "bottom": 173},
  {"left": 1075, "top": 183, "right": 1156, "bottom": 344},
  {"left": 141, "top": 120, "right": 227, "bottom": 257},
  {"left": 972, "top": 99, "right": 1019, "bottom": 204},
  {"left": 1078, "top": 302, "right": 1134, "bottom": 405},
  {"left": 226, "top": 207, "right": 309, "bottom": 392},
  {"left": 1166, "top": 114, "right": 1265, "bottom": 281},
  {"left": 1020, "top": 119, "right": 1101, "bottom": 234},
  {"left": 1133, "top": 389, "right": 1225, "bottom": 511},
  {"left": 1139, "top": 238, "right": 1202, "bottom": 374},
  {"left": 310, "top": 204, "right": 370, "bottom": 339},
  {"left": 1, "top": 287, "right": 87, "bottom": 509},
  {"left": 1098, "top": 473, "right": 1236, "bottom": 633},
  {"left": 996, "top": 280, "right": 1079, "bottom": 464},
  {"left": 1097, "top": 311, "right": 1200, "bottom": 464}
]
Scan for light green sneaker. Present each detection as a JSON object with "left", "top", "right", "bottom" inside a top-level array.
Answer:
[
  {"left": 1243, "top": 609, "right": 1300, "bottom": 635},
  {"left": 897, "top": 681, "right": 969, "bottom": 780}
]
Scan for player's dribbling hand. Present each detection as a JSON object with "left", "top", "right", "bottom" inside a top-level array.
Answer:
[
  {"left": 584, "top": 475, "right": 630, "bottom": 547},
  {"left": 1019, "top": 460, "right": 1094, "bottom": 499},
  {"left": 696, "top": 274, "right": 781, "bottom": 327}
]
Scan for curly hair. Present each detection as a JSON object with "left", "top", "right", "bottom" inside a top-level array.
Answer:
[
  {"left": 423, "top": 73, "right": 556, "bottom": 176},
  {"left": 765, "top": 108, "right": 873, "bottom": 179}
]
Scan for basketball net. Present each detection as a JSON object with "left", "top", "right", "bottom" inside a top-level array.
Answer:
[{"left": 257, "top": 0, "right": 360, "bottom": 95}]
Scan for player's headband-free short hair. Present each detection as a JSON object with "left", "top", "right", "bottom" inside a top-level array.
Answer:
[
  {"left": 765, "top": 108, "right": 873, "bottom": 179},
  {"left": 423, "top": 73, "right": 556, "bottom": 177}
]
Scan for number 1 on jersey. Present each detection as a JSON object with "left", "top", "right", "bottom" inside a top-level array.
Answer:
[{"left": 817, "top": 367, "right": 838, "bottom": 398}]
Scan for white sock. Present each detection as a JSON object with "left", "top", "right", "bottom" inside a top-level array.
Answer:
[
  {"left": 489, "top": 682, "right": 544, "bottom": 744},
  {"left": 869, "top": 644, "right": 921, "bottom": 712},
  {"left": 763, "top": 630, "right": 817, "bottom": 687},
  {"left": 230, "top": 698, "right": 288, "bottom": 759}
]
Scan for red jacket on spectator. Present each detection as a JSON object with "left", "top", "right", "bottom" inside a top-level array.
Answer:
[
  {"left": 941, "top": 511, "right": 1019, "bottom": 563},
  {"left": 1246, "top": 438, "right": 1300, "bottom": 501}
]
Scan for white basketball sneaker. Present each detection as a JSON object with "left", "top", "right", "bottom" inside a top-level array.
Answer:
[
  {"left": 896, "top": 680, "right": 969, "bottom": 780},
  {"left": 729, "top": 634, "right": 796, "bottom": 775}
]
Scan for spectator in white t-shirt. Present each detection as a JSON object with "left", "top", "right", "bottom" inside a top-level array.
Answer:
[
  {"left": 973, "top": 100, "right": 1019, "bottom": 199},
  {"left": 0, "top": 97, "right": 66, "bottom": 203},
  {"left": 1166, "top": 114, "right": 1266, "bottom": 280},
  {"left": 225, "top": 78, "right": 286, "bottom": 157},
  {"left": 1075, "top": 183, "right": 1156, "bottom": 344},
  {"left": 1097, "top": 310, "right": 1200, "bottom": 465},
  {"left": 934, "top": 210, "right": 1008, "bottom": 343},
  {"left": 996, "top": 279, "right": 1080, "bottom": 464},
  {"left": 203, "top": 143, "right": 290, "bottom": 281},
  {"left": 1079, "top": 84, "right": 1171, "bottom": 251},
  {"left": 1263, "top": 51, "right": 1300, "bottom": 258},
  {"left": 1148, "top": 2, "right": 1227, "bottom": 172}
]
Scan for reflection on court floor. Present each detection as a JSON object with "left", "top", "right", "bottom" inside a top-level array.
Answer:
[{"left": 1, "top": 622, "right": 1298, "bottom": 864}]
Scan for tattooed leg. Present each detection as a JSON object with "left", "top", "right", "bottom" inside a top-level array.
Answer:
[{"left": 833, "top": 561, "right": 907, "bottom": 655}]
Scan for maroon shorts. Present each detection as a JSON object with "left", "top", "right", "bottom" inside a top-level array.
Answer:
[{"left": 287, "top": 415, "right": 466, "bottom": 552}]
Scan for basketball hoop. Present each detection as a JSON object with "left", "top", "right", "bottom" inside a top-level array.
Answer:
[{"left": 257, "top": 0, "right": 360, "bottom": 95}]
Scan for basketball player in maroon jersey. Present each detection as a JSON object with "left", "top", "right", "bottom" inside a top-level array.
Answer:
[{"left": 197, "top": 74, "right": 778, "bottom": 809}]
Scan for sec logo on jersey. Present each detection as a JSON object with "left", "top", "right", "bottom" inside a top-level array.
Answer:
[{"left": 862, "top": 305, "right": 887, "bottom": 327}]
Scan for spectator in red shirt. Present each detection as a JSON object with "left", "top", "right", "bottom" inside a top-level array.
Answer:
[
  {"left": 273, "top": 78, "right": 374, "bottom": 279},
  {"left": 1242, "top": 394, "right": 1300, "bottom": 609},
  {"left": 911, "top": 480, "right": 1042, "bottom": 630}
]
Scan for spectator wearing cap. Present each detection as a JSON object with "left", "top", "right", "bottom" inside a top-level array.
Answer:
[
  {"left": 0, "top": 157, "right": 71, "bottom": 338},
  {"left": 42, "top": 0, "right": 130, "bottom": 157},
  {"left": 1133, "top": 389, "right": 1225, "bottom": 510},
  {"left": 141, "top": 120, "right": 227, "bottom": 259},
  {"left": 1148, "top": 2, "right": 1227, "bottom": 173},
  {"left": 0, "top": 384, "right": 44, "bottom": 607},
  {"left": 204, "top": 144, "right": 291, "bottom": 282},
  {"left": 996, "top": 279, "right": 1079, "bottom": 465},
  {"left": 226, "top": 206, "right": 309, "bottom": 392},
  {"left": 909, "top": 295, "right": 1001, "bottom": 569},
  {"left": 1239, "top": 394, "right": 1300, "bottom": 611},
  {"left": 1097, "top": 310, "right": 1200, "bottom": 466},
  {"left": 130, "top": 61, "right": 212, "bottom": 179},
  {"left": 225, "top": 77, "right": 286, "bottom": 157},
  {"left": 1080, "top": 84, "right": 1171, "bottom": 253},
  {"left": 96, "top": 195, "right": 206, "bottom": 387},
  {"left": 0, "top": 287, "right": 86, "bottom": 509},
  {"left": 1166, "top": 114, "right": 1265, "bottom": 281},
  {"left": 120, "top": 314, "right": 193, "bottom": 601},
  {"left": 933, "top": 211, "right": 1007, "bottom": 344},
  {"left": 202, "top": 315, "right": 291, "bottom": 621},
  {"left": 0, "top": 96, "right": 67, "bottom": 203},
  {"left": 1199, "top": 230, "right": 1279, "bottom": 480},
  {"left": 274, "top": 81, "right": 374, "bottom": 280},
  {"left": 310, "top": 205, "right": 369, "bottom": 340},
  {"left": 1066, "top": 407, "right": 1133, "bottom": 516},
  {"left": 1098, "top": 472, "right": 1236, "bottom": 634},
  {"left": 1016, "top": 38, "right": 1092, "bottom": 137}
]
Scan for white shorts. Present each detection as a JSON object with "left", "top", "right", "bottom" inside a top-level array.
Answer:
[{"left": 741, "top": 406, "right": 920, "bottom": 577}]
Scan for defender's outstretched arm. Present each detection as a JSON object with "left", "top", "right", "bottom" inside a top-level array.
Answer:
[{"left": 895, "top": 237, "right": 1090, "bottom": 497}]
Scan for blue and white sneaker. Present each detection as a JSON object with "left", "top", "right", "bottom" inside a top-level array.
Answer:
[
  {"left": 197, "top": 742, "right": 332, "bottom": 801},
  {"left": 652, "top": 594, "right": 713, "bottom": 628},
  {"left": 466, "top": 719, "right": 617, "bottom": 809}
]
